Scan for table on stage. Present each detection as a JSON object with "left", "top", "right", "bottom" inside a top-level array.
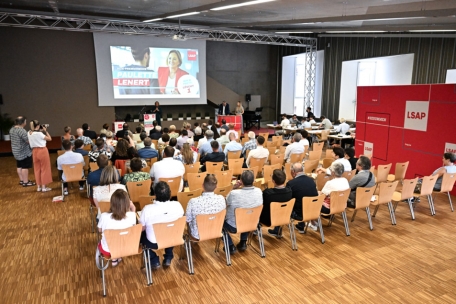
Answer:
[{"left": 218, "top": 115, "right": 243, "bottom": 131}]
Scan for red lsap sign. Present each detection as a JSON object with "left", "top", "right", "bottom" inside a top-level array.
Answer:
[
  {"left": 364, "top": 141, "right": 373, "bottom": 157},
  {"left": 187, "top": 50, "right": 197, "bottom": 61},
  {"left": 445, "top": 143, "right": 456, "bottom": 154},
  {"left": 404, "top": 100, "right": 429, "bottom": 132}
]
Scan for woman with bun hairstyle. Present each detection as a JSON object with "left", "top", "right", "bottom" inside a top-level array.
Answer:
[{"left": 27, "top": 120, "right": 53, "bottom": 192}]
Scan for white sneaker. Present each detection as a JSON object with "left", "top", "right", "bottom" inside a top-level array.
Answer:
[
  {"left": 63, "top": 188, "right": 69, "bottom": 196},
  {"left": 307, "top": 222, "right": 318, "bottom": 231},
  {"left": 79, "top": 185, "right": 84, "bottom": 191}
]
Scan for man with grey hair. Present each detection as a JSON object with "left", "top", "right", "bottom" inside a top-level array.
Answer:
[
  {"left": 320, "top": 162, "right": 350, "bottom": 214},
  {"left": 223, "top": 170, "right": 263, "bottom": 254},
  {"left": 242, "top": 131, "right": 257, "bottom": 157},
  {"left": 216, "top": 128, "right": 230, "bottom": 146},
  {"left": 347, "top": 156, "right": 375, "bottom": 208},
  {"left": 76, "top": 128, "right": 93, "bottom": 146},
  {"left": 138, "top": 137, "right": 159, "bottom": 159},
  {"left": 284, "top": 132, "right": 304, "bottom": 163},
  {"left": 226, "top": 123, "right": 238, "bottom": 139},
  {"left": 193, "top": 126, "right": 204, "bottom": 144},
  {"left": 149, "top": 125, "right": 162, "bottom": 140},
  {"left": 198, "top": 129, "right": 216, "bottom": 156}
]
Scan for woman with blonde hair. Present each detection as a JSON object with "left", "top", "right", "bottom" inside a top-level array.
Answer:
[
  {"left": 97, "top": 189, "right": 136, "bottom": 267},
  {"left": 176, "top": 142, "right": 197, "bottom": 164},
  {"left": 168, "top": 125, "right": 179, "bottom": 139},
  {"left": 28, "top": 120, "right": 53, "bottom": 192}
]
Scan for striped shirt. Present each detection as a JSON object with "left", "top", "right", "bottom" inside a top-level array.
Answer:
[{"left": 9, "top": 127, "right": 32, "bottom": 160}]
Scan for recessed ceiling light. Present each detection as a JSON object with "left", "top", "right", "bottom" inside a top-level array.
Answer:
[
  {"left": 409, "top": 29, "right": 456, "bottom": 32},
  {"left": 211, "top": 0, "right": 275, "bottom": 11},
  {"left": 326, "top": 30, "right": 386, "bottom": 33},
  {"left": 166, "top": 12, "right": 200, "bottom": 19},
  {"left": 143, "top": 18, "right": 163, "bottom": 22}
]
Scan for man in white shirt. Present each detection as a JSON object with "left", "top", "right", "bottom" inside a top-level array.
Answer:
[
  {"left": 140, "top": 181, "right": 184, "bottom": 269},
  {"left": 246, "top": 136, "right": 269, "bottom": 167},
  {"left": 317, "top": 147, "right": 352, "bottom": 175},
  {"left": 275, "top": 114, "right": 290, "bottom": 136},
  {"left": 284, "top": 133, "right": 305, "bottom": 163},
  {"left": 176, "top": 130, "right": 190, "bottom": 150},
  {"left": 334, "top": 118, "right": 350, "bottom": 135},
  {"left": 224, "top": 133, "right": 242, "bottom": 160},
  {"left": 226, "top": 124, "right": 238, "bottom": 140},
  {"left": 57, "top": 139, "right": 85, "bottom": 195},
  {"left": 216, "top": 128, "right": 230, "bottom": 146},
  {"left": 150, "top": 146, "right": 185, "bottom": 191},
  {"left": 300, "top": 117, "right": 312, "bottom": 129},
  {"left": 299, "top": 130, "right": 310, "bottom": 151},
  {"left": 186, "top": 175, "right": 226, "bottom": 239},
  {"left": 319, "top": 115, "right": 333, "bottom": 130}
]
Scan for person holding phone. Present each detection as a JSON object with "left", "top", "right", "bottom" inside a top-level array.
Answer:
[{"left": 28, "top": 120, "right": 53, "bottom": 192}]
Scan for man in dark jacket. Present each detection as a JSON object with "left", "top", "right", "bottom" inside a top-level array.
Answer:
[{"left": 200, "top": 141, "right": 225, "bottom": 172}]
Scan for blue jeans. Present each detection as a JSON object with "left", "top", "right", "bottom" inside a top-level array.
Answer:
[
  {"left": 223, "top": 221, "right": 249, "bottom": 246},
  {"left": 140, "top": 231, "right": 174, "bottom": 264}
]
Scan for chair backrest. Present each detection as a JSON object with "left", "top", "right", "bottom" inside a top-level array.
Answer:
[
  {"left": 312, "top": 142, "right": 324, "bottom": 151},
  {"left": 214, "top": 170, "right": 233, "bottom": 187},
  {"left": 214, "top": 184, "right": 233, "bottom": 197},
  {"left": 104, "top": 224, "right": 142, "bottom": 260},
  {"left": 376, "top": 163, "right": 392, "bottom": 183},
  {"left": 152, "top": 216, "right": 186, "bottom": 250},
  {"left": 61, "top": 163, "right": 84, "bottom": 182},
  {"left": 329, "top": 189, "right": 350, "bottom": 214},
  {"left": 399, "top": 178, "right": 418, "bottom": 200},
  {"left": 290, "top": 152, "right": 305, "bottom": 164},
  {"left": 249, "top": 157, "right": 267, "bottom": 176},
  {"left": 151, "top": 139, "right": 158, "bottom": 149},
  {"left": 440, "top": 172, "right": 456, "bottom": 193},
  {"left": 316, "top": 173, "right": 331, "bottom": 191},
  {"left": 206, "top": 161, "right": 223, "bottom": 173},
  {"left": 138, "top": 195, "right": 155, "bottom": 210},
  {"left": 149, "top": 157, "right": 158, "bottom": 168},
  {"left": 376, "top": 181, "right": 398, "bottom": 205},
  {"left": 241, "top": 137, "right": 248, "bottom": 146},
  {"left": 227, "top": 150, "right": 241, "bottom": 159},
  {"left": 196, "top": 209, "right": 227, "bottom": 242},
  {"left": 267, "top": 141, "right": 278, "bottom": 148},
  {"left": 184, "top": 162, "right": 200, "bottom": 182},
  {"left": 228, "top": 159, "right": 243, "bottom": 176},
  {"left": 394, "top": 161, "right": 409, "bottom": 181},
  {"left": 83, "top": 144, "right": 92, "bottom": 151},
  {"left": 234, "top": 205, "right": 263, "bottom": 234},
  {"left": 308, "top": 150, "right": 322, "bottom": 161},
  {"left": 304, "top": 159, "right": 319, "bottom": 174},
  {"left": 177, "top": 188, "right": 203, "bottom": 212},
  {"left": 420, "top": 175, "right": 438, "bottom": 196},
  {"left": 187, "top": 173, "right": 207, "bottom": 191},
  {"left": 342, "top": 169, "right": 356, "bottom": 182},
  {"left": 141, "top": 166, "right": 150, "bottom": 173},
  {"left": 57, "top": 150, "right": 65, "bottom": 157},
  {"left": 320, "top": 130, "right": 330, "bottom": 141},
  {"left": 83, "top": 155, "right": 89, "bottom": 173},
  {"left": 272, "top": 136, "right": 283, "bottom": 147},
  {"left": 279, "top": 146, "right": 286, "bottom": 155},
  {"left": 267, "top": 147, "right": 277, "bottom": 157},
  {"left": 89, "top": 162, "right": 99, "bottom": 172},
  {"left": 302, "top": 194, "right": 326, "bottom": 222},
  {"left": 355, "top": 186, "right": 375, "bottom": 209},
  {"left": 114, "top": 159, "right": 128, "bottom": 177},
  {"left": 269, "top": 153, "right": 285, "bottom": 167},
  {"left": 242, "top": 167, "right": 259, "bottom": 181},
  {"left": 325, "top": 149, "right": 333, "bottom": 158},
  {"left": 263, "top": 164, "right": 281, "bottom": 184},
  {"left": 253, "top": 180, "right": 262, "bottom": 188},
  {"left": 284, "top": 162, "right": 293, "bottom": 181},
  {"left": 259, "top": 132, "right": 269, "bottom": 140},
  {"left": 159, "top": 176, "right": 181, "bottom": 197},
  {"left": 99, "top": 200, "right": 111, "bottom": 213},
  {"left": 322, "top": 158, "right": 334, "bottom": 169},
  {"left": 126, "top": 179, "right": 152, "bottom": 203},
  {"left": 269, "top": 199, "right": 295, "bottom": 227}
]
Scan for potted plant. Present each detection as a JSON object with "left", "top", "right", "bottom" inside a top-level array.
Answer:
[{"left": 0, "top": 113, "right": 14, "bottom": 141}]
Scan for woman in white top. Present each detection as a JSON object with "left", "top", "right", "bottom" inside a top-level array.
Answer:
[
  {"left": 235, "top": 101, "right": 244, "bottom": 115},
  {"left": 28, "top": 120, "right": 53, "bottom": 192},
  {"left": 320, "top": 162, "right": 350, "bottom": 214},
  {"left": 97, "top": 189, "right": 136, "bottom": 267}
]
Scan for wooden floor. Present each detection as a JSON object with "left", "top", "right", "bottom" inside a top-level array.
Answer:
[{"left": 1, "top": 154, "right": 456, "bottom": 303}]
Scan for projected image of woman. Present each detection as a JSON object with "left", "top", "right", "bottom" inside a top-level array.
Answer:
[{"left": 158, "top": 50, "right": 188, "bottom": 94}]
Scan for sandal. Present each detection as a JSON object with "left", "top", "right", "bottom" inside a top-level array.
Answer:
[
  {"left": 19, "top": 181, "right": 23, "bottom": 185},
  {"left": 111, "top": 258, "right": 122, "bottom": 267},
  {"left": 22, "top": 181, "right": 36, "bottom": 187}
]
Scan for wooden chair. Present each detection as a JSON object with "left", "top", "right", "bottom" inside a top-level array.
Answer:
[
  {"left": 371, "top": 181, "right": 399, "bottom": 225},
  {"left": 96, "top": 224, "right": 145, "bottom": 296},
  {"left": 57, "top": 150, "right": 65, "bottom": 157},
  {"left": 227, "top": 159, "right": 243, "bottom": 176},
  {"left": 289, "top": 152, "right": 305, "bottom": 164},
  {"left": 279, "top": 146, "right": 286, "bottom": 155},
  {"left": 145, "top": 217, "right": 187, "bottom": 284},
  {"left": 312, "top": 142, "right": 324, "bottom": 152},
  {"left": 185, "top": 209, "right": 230, "bottom": 274},
  {"left": 321, "top": 158, "right": 334, "bottom": 169},
  {"left": 253, "top": 180, "right": 262, "bottom": 188},
  {"left": 241, "top": 137, "right": 249, "bottom": 145},
  {"left": 227, "top": 150, "right": 242, "bottom": 160},
  {"left": 392, "top": 178, "right": 418, "bottom": 220},
  {"left": 414, "top": 175, "right": 438, "bottom": 216},
  {"left": 267, "top": 141, "right": 278, "bottom": 148},
  {"left": 284, "top": 163, "right": 293, "bottom": 181},
  {"left": 141, "top": 166, "right": 150, "bottom": 173},
  {"left": 272, "top": 135, "right": 283, "bottom": 147},
  {"left": 259, "top": 132, "right": 269, "bottom": 140},
  {"left": 320, "top": 189, "right": 351, "bottom": 236},
  {"left": 214, "top": 170, "right": 233, "bottom": 187},
  {"left": 206, "top": 161, "right": 223, "bottom": 173},
  {"left": 267, "top": 147, "right": 277, "bottom": 158},
  {"left": 61, "top": 163, "right": 87, "bottom": 201},
  {"left": 151, "top": 139, "right": 158, "bottom": 149},
  {"left": 83, "top": 155, "right": 90, "bottom": 175},
  {"left": 98, "top": 200, "right": 111, "bottom": 213},
  {"left": 304, "top": 159, "right": 319, "bottom": 174},
  {"left": 308, "top": 150, "right": 322, "bottom": 161},
  {"left": 184, "top": 162, "right": 200, "bottom": 183},
  {"left": 263, "top": 164, "right": 281, "bottom": 185},
  {"left": 83, "top": 144, "right": 92, "bottom": 151},
  {"left": 214, "top": 184, "right": 233, "bottom": 197},
  {"left": 348, "top": 186, "right": 375, "bottom": 230},
  {"left": 249, "top": 157, "right": 267, "bottom": 177},
  {"left": 242, "top": 167, "right": 259, "bottom": 181},
  {"left": 228, "top": 205, "right": 264, "bottom": 258},
  {"left": 316, "top": 173, "right": 331, "bottom": 191},
  {"left": 432, "top": 173, "right": 456, "bottom": 214},
  {"left": 342, "top": 169, "right": 357, "bottom": 182},
  {"left": 159, "top": 176, "right": 182, "bottom": 197},
  {"left": 89, "top": 162, "right": 99, "bottom": 172},
  {"left": 317, "top": 130, "right": 330, "bottom": 148},
  {"left": 178, "top": 189, "right": 203, "bottom": 213},
  {"left": 138, "top": 195, "right": 155, "bottom": 211},
  {"left": 187, "top": 173, "right": 207, "bottom": 191},
  {"left": 149, "top": 157, "right": 158, "bottom": 168},
  {"left": 376, "top": 163, "right": 392, "bottom": 184},
  {"left": 325, "top": 149, "right": 333, "bottom": 158},
  {"left": 260, "top": 199, "right": 296, "bottom": 250},
  {"left": 269, "top": 154, "right": 284, "bottom": 167},
  {"left": 126, "top": 179, "right": 152, "bottom": 203},
  {"left": 293, "top": 195, "right": 326, "bottom": 244},
  {"left": 387, "top": 161, "right": 409, "bottom": 183}
]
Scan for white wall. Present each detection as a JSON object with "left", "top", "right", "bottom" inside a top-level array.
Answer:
[
  {"left": 339, "top": 54, "right": 414, "bottom": 121},
  {"left": 446, "top": 69, "right": 456, "bottom": 83}
]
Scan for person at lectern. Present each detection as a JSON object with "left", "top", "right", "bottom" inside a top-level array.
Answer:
[
  {"left": 158, "top": 50, "right": 189, "bottom": 94},
  {"left": 218, "top": 101, "right": 230, "bottom": 116},
  {"left": 152, "top": 101, "right": 162, "bottom": 126}
]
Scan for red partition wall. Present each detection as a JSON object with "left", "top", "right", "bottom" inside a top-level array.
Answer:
[{"left": 356, "top": 84, "right": 456, "bottom": 194}]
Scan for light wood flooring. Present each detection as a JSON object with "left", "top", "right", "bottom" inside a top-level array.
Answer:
[{"left": 1, "top": 154, "right": 456, "bottom": 303}]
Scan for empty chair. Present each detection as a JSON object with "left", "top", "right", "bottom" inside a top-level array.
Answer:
[
  {"left": 308, "top": 150, "right": 322, "bottom": 161},
  {"left": 312, "top": 142, "right": 324, "bottom": 151},
  {"left": 159, "top": 176, "right": 182, "bottom": 197},
  {"left": 228, "top": 159, "right": 243, "bottom": 176},
  {"left": 292, "top": 195, "right": 326, "bottom": 244},
  {"left": 414, "top": 175, "right": 438, "bottom": 216},
  {"left": 279, "top": 146, "right": 286, "bottom": 155},
  {"left": 392, "top": 178, "right": 418, "bottom": 220},
  {"left": 432, "top": 172, "right": 456, "bottom": 213},
  {"left": 269, "top": 154, "right": 285, "bottom": 167},
  {"left": 387, "top": 161, "right": 409, "bottom": 183},
  {"left": 371, "top": 181, "right": 399, "bottom": 225},
  {"left": 259, "top": 199, "right": 296, "bottom": 250},
  {"left": 348, "top": 186, "right": 376, "bottom": 230},
  {"left": 304, "top": 159, "right": 319, "bottom": 174},
  {"left": 184, "top": 162, "right": 200, "bottom": 183},
  {"left": 258, "top": 132, "right": 269, "bottom": 140},
  {"left": 178, "top": 189, "right": 203, "bottom": 213},
  {"left": 320, "top": 189, "right": 351, "bottom": 236},
  {"left": 126, "top": 180, "right": 152, "bottom": 203},
  {"left": 376, "top": 163, "right": 392, "bottom": 184},
  {"left": 187, "top": 173, "right": 207, "bottom": 191},
  {"left": 206, "top": 161, "right": 223, "bottom": 173},
  {"left": 214, "top": 170, "right": 233, "bottom": 187},
  {"left": 267, "top": 147, "right": 277, "bottom": 158}
]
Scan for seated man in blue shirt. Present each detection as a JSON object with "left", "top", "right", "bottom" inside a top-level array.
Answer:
[
  {"left": 223, "top": 133, "right": 242, "bottom": 161},
  {"left": 87, "top": 154, "right": 109, "bottom": 200},
  {"left": 138, "top": 137, "right": 158, "bottom": 160},
  {"left": 73, "top": 139, "right": 88, "bottom": 156}
]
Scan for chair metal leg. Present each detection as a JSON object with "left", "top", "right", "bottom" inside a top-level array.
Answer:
[
  {"left": 351, "top": 209, "right": 358, "bottom": 222},
  {"left": 341, "top": 211, "right": 350, "bottom": 236},
  {"left": 387, "top": 202, "right": 396, "bottom": 225},
  {"left": 100, "top": 256, "right": 106, "bottom": 297},
  {"left": 215, "top": 237, "right": 221, "bottom": 253},
  {"left": 393, "top": 201, "right": 399, "bottom": 212},
  {"left": 365, "top": 207, "right": 373, "bottom": 230},
  {"left": 257, "top": 227, "right": 265, "bottom": 258},
  {"left": 147, "top": 250, "right": 153, "bottom": 285},
  {"left": 303, "top": 222, "right": 308, "bottom": 234},
  {"left": 372, "top": 205, "right": 380, "bottom": 217},
  {"left": 61, "top": 182, "right": 65, "bottom": 202},
  {"left": 427, "top": 194, "right": 435, "bottom": 216},
  {"left": 290, "top": 220, "right": 298, "bottom": 250},
  {"left": 185, "top": 238, "right": 194, "bottom": 275},
  {"left": 317, "top": 217, "right": 325, "bottom": 244},
  {"left": 328, "top": 215, "right": 335, "bottom": 227},
  {"left": 143, "top": 250, "right": 151, "bottom": 286},
  {"left": 90, "top": 204, "right": 94, "bottom": 233},
  {"left": 429, "top": 195, "right": 436, "bottom": 215},
  {"left": 407, "top": 198, "right": 415, "bottom": 220},
  {"left": 222, "top": 231, "right": 231, "bottom": 266},
  {"left": 288, "top": 222, "right": 297, "bottom": 251},
  {"left": 448, "top": 192, "right": 454, "bottom": 212}
]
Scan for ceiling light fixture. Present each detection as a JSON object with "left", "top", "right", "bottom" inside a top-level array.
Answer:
[
  {"left": 166, "top": 12, "right": 200, "bottom": 19},
  {"left": 326, "top": 30, "right": 386, "bottom": 33},
  {"left": 409, "top": 29, "right": 456, "bottom": 32},
  {"left": 143, "top": 18, "right": 163, "bottom": 22},
  {"left": 211, "top": 0, "right": 276, "bottom": 11},
  {"left": 275, "top": 31, "right": 313, "bottom": 34}
]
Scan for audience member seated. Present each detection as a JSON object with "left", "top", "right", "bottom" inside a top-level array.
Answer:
[
  {"left": 97, "top": 189, "right": 136, "bottom": 267},
  {"left": 175, "top": 142, "right": 197, "bottom": 164},
  {"left": 122, "top": 157, "right": 151, "bottom": 185},
  {"left": 317, "top": 147, "right": 351, "bottom": 175},
  {"left": 242, "top": 131, "right": 257, "bottom": 157},
  {"left": 148, "top": 120, "right": 158, "bottom": 137},
  {"left": 224, "top": 170, "right": 263, "bottom": 254},
  {"left": 99, "top": 123, "right": 109, "bottom": 135},
  {"left": 347, "top": 156, "right": 375, "bottom": 208},
  {"left": 74, "top": 139, "right": 88, "bottom": 156},
  {"left": 105, "top": 131, "right": 116, "bottom": 148},
  {"left": 184, "top": 122, "right": 194, "bottom": 138},
  {"left": 275, "top": 114, "right": 290, "bottom": 136},
  {"left": 198, "top": 130, "right": 216, "bottom": 156},
  {"left": 168, "top": 138, "right": 179, "bottom": 157},
  {"left": 320, "top": 162, "right": 350, "bottom": 214},
  {"left": 216, "top": 128, "right": 230, "bottom": 146},
  {"left": 186, "top": 174, "right": 226, "bottom": 239},
  {"left": 150, "top": 146, "right": 185, "bottom": 192},
  {"left": 176, "top": 130, "right": 189, "bottom": 150},
  {"left": 432, "top": 152, "right": 456, "bottom": 191},
  {"left": 335, "top": 118, "right": 350, "bottom": 134},
  {"left": 150, "top": 125, "right": 162, "bottom": 140},
  {"left": 210, "top": 124, "right": 220, "bottom": 140},
  {"left": 168, "top": 125, "right": 179, "bottom": 139},
  {"left": 98, "top": 133, "right": 114, "bottom": 153},
  {"left": 116, "top": 123, "right": 129, "bottom": 140},
  {"left": 61, "top": 126, "right": 75, "bottom": 149},
  {"left": 193, "top": 127, "right": 204, "bottom": 145},
  {"left": 200, "top": 141, "right": 225, "bottom": 172},
  {"left": 89, "top": 138, "right": 112, "bottom": 162},
  {"left": 158, "top": 133, "right": 170, "bottom": 150},
  {"left": 344, "top": 147, "right": 358, "bottom": 170},
  {"left": 308, "top": 116, "right": 316, "bottom": 124},
  {"left": 76, "top": 128, "right": 93, "bottom": 146},
  {"left": 224, "top": 133, "right": 242, "bottom": 160},
  {"left": 289, "top": 114, "right": 299, "bottom": 125},
  {"left": 246, "top": 135, "right": 269, "bottom": 168},
  {"left": 300, "top": 117, "right": 312, "bottom": 129},
  {"left": 260, "top": 170, "right": 293, "bottom": 236},
  {"left": 132, "top": 126, "right": 143, "bottom": 142},
  {"left": 57, "top": 139, "right": 86, "bottom": 195},
  {"left": 135, "top": 132, "right": 148, "bottom": 150},
  {"left": 110, "top": 137, "right": 139, "bottom": 164},
  {"left": 319, "top": 115, "right": 332, "bottom": 130},
  {"left": 299, "top": 130, "right": 310, "bottom": 151},
  {"left": 285, "top": 133, "right": 304, "bottom": 163},
  {"left": 221, "top": 119, "right": 229, "bottom": 132},
  {"left": 137, "top": 137, "right": 158, "bottom": 160},
  {"left": 82, "top": 123, "right": 97, "bottom": 140},
  {"left": 226, "top": 123, "right": 238, "bottom": 140},
  {"left": 140, "top": 181, "right": 184, "bottom": 269},
  {"left": 87, "top": 154, "right": 111, "bottom": 199}
]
